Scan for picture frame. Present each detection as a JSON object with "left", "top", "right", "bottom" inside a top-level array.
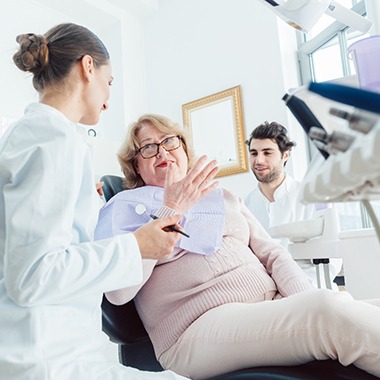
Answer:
[{"left": 182, "top": 85, "right": 248, "bottom": 178}]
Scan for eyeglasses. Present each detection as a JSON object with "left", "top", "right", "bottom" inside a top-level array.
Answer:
[{"left": 138, "top": 135, "right": 182, "bottom": 159}]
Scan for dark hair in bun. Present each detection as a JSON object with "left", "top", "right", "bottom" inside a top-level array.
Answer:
[{"left": 13, "top": 23, "right": 110, "bottom": 92}]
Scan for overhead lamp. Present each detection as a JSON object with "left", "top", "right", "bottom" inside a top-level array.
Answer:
[{"left": 258, "top": 0, "right": 372, "bottom": 34}]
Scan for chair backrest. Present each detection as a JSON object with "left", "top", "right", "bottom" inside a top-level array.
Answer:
[{"left": 100, "top": 175, "right": 124, "bottom": 201}]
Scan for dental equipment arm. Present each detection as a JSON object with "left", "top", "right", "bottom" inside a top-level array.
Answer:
[{"left": 257, "top": 0, "right": 372, "bottom": 34}]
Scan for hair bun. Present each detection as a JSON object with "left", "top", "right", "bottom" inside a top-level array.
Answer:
[{"left": 13, "top": 33, "right": 49, "bottom": 75}]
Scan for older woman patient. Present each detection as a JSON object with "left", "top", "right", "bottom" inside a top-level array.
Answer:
[{"left": 95, "top": 114, "right": 380, "bottom": 380}]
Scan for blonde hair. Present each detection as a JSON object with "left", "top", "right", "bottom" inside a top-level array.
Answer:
[{"left": 118, "top": 114, "right": 196, "bottom": 189}]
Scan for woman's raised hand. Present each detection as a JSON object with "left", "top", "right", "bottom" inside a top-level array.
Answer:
[{"left": 163, "top": 155, "right": 219, "bottom": 213}]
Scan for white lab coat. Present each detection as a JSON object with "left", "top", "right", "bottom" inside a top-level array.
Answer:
[
  {"left": 245, "top": 175, "right": 342, "bottom": 288},
  {"left": 0, "top": 103, "right": 185, "bottom": 380}
]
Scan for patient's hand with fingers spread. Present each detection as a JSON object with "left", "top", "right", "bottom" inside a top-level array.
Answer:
[{"left": 163, "top": 155, "right": 219, "bottom": 214}]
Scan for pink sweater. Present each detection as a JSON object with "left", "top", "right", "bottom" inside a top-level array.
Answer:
[{"left": 105, "top": 189, "right": 314, "bottom": 358}]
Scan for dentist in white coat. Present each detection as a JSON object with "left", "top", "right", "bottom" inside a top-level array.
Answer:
[{"left": 0, "top": 23, "right": 215, "bottom": 380}]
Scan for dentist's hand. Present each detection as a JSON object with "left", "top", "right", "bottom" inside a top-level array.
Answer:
[
  {"left": 133, "top": 215, "right": 181, "bottom": 259},
  {"left": 163, "top": 155, "right": 219, "bottom": 213}
]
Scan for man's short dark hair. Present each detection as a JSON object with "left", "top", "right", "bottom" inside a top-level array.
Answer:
[{"left": 245, "top": 121, "right": 296, "bottom": 155}]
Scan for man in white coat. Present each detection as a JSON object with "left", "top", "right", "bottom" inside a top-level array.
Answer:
[{"left": 244, "top": 121, "right": 342, "bottom": 289}]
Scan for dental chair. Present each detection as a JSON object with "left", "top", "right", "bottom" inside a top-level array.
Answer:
[{"left": 100, "top": 174, "right": 378, "bottom": 380}]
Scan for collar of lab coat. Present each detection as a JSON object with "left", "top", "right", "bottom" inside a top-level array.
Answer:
[{"left": 273, "top": 174, "right": 296, "bottom": 203}]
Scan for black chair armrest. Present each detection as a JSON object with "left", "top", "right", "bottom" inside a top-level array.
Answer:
[{"left": 101, "top": 295, "right": 148, "bottom": 344}]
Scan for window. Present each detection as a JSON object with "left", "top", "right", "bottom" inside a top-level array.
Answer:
[
  {"left": 298, "top": 1, "right": 368, "bottom": 83},
  {"left": 296, "top": 0, "right": 375, "bottom": 230}
]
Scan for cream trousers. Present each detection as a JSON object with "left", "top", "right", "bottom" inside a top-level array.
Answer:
[{"left": 159, "top": 289, "right": 380, "bottom": 379}]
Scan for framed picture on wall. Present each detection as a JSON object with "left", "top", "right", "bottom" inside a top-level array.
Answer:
[{"left": 182, "top": 85, "right": 248, "bottom": 178}]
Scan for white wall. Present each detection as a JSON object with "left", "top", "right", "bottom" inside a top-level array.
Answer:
[
  {"left": 140, "top": 0, "right": 302, "bottom": 199},
  {"left": 0, "top": 0, "right": 61, "bottom": 120}
]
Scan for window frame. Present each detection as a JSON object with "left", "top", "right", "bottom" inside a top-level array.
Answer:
[
  {"left": 297, "top": 2, "right": 366, "bottom": 84},
  {"left": 295, "top": 1, "right": 373, "bottom": 230}
]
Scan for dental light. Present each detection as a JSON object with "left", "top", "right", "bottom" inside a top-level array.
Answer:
[{"left": 258, "top": 0, "right": 372, "bottom": 34}]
